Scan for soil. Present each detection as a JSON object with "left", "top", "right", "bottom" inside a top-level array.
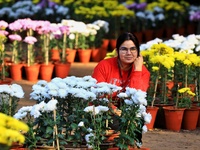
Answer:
[{"left": 142, "top": 128, "right": 200, "bottom": 150}]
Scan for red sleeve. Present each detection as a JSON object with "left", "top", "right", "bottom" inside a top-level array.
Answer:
[
  {"left": 92, "top": 60, "right": 107, "bottom": 82},
  {"left": 92, "top": 58, "right": 117, "bottom": 83},
  {"left": 129, "top": 65, "right": 150, "bottom": 92}
]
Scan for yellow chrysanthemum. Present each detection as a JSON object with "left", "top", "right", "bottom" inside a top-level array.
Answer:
[
  {"left": 174, "top": 52, "right": 186, "bottom": 61},
  {"left": 0, "top": 113, "right": 29, "bottom": 132},
  {"left": 178, "top": 87, "right": 191, "bottom": 94},
  {"left": 0, "top": 126, "right": 25, "bottom": 146},
  {"left": 187, "top": 91, "right": 196, "bottom": 96},
  {"left": 194, "top": 56, "right": 200, "bottom": 67},
  {"left": 187, "top": 53, "right": 199, "bottom": 65},
  {"left": 150, "top": 43, "right": 174, "bottom": 55},
  {"left": 0, "top": 113, "right": 29, "bottom": 146},
  {"left": 152, "top": 66, "right": 159, "bottom": 71}
]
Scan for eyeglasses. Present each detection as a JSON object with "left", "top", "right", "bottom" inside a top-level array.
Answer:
[{"left": 119, "top": 46, "right": 137, "bottom": 53}]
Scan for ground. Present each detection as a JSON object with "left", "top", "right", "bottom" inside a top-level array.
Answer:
[{"left": 142, "top": 128, "right": 200, "bottom": 150}]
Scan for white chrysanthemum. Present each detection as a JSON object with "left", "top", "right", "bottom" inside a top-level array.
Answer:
[
  {"left": 117, "top": 92, "right": 128, "bottom": 98},
  {"left": 85, "top": 133, "right": 94, "bottom": 148},
  {"left": 124, "top": 99, "right": 133, "bottom": 105},
  {"left": 58, "top": 89, "right": 68, "bottom": 98},
  {"left": 44, "top": 99, "right": 58, "bottom": 112},
  {"left": 30, "top": 101, "right": 45, "bottom": 117},
  {"left": 143, "top": 112, "right": 152, "bottom": 124},
  {"left": 96, "top": 105, "right": 109, "bottom": 113},
  {"left": 10, "top": 84, "right": 24, "bottom": 98},
  {"left": 84, "top": 105, "right": 100, "bottom": 115},
  {"left": 0, "top": 85, "right": 11, "bottom": 94},
  {"left": 30, "top": 107, "right": 42, "bottom": 118},
  {"left": 13, "top": 111, "right": 27, "bottom": 119},
  {"left": 139, "top": 105, "right": 146, "bottom": 113},
  {"left": 87, "top": 128, "right": 93, "bottom": 132},
  {"left": 69, "top": 33, "right": 75, "bottom": 40},
  {"left": 142, "top": 125, "right": 148, "bottom": 134},
  {"left": 85, "top": 133, "right": 94, "bottom": 143},
  {"left": 78, "top": 121, "right": 84, "bottom": 127}
]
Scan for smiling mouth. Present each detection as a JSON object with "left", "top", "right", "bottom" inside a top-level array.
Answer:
[{"left": 125, "top": 57, "right": 133, "bottom": 59}]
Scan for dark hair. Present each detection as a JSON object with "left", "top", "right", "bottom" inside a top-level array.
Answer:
[{"left": 116, "top": 32, "right": 140, "bottom": 56}]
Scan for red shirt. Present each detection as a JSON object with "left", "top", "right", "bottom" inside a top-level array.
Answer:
[
  {"left": 92, "top": 57, "right": 150, "bottom": 92},
  {"left": 92, "top": 57, "right": 150, "bottom": 109}
]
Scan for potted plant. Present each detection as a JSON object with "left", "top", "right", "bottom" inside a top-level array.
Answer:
[
  {"left": 66, "top": 33, "right": 77, "bottom": 63},
  {"left": 178, "top": 87, "right": 200, "bottom": 130},
  {"left": 0, "top": 20, "right": 12, "bottom": 84},
  {"left": 36, "top": 20, "right": 57, "bottom": 81},
  {"left": 92, "top": 19, "right": 110, "bottom": 60},
  {"left": 61, "top": 19, "right": 78, "bottom": 63},
  {"left": 74, "top": 21, "right": 92, "bottom": 64},
  {"left": 53, "top": 24, "right": 71, "bottom": 78},
  {"left": 8, "top": 34, "right": 24, "bottom": 81},
  {"left": 14, "top": 98, "right": 60, "bottom": 149},
  {"left": 141, "top": 42, "right": 176, "bottom": 129},
  {"left": 107, "top": 87, "right": 151, "bottom": 149},
  {"left": 0, "top": 83, "right": 24, "bottom": 116},
  {"left": 23, "top": 35, "right": 39, "bottom": 81}
]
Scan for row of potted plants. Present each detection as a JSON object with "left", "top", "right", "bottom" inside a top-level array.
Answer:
[
  {"left": 0, "top": 18, "right": 109, "bottom": 82},
  {"left": 0, "top": 76, "right": 152, "bottom": 149},
  {"left": 0, "top": 0, "right": 199, "bottom": 39},
  {"left": 140, "top": 34, "right": 200, "bottom": 131},
  {"left": 105, "top": 33, "right": 200, "bottom": 131}
]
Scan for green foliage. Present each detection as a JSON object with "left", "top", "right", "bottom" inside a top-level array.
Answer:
[
  {"left": 115, "top": 103, "right": 144, "bottom": 149},
  {"left": 0, "top": 94, "right": 19, "bottom": 116}
]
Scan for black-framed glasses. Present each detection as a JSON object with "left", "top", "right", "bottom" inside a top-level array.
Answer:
[{"left": 119, "top": 46, "right": 137, "bottom": 53}]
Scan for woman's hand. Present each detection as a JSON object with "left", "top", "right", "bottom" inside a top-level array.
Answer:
[
  {"left": 113, "top": 108, "right": 122, "bottom": 116},
  {"left": 134, "top": 55, "right": 143, "bottom": 71}
]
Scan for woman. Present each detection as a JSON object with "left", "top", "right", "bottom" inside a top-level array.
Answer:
[
  {"left": 92, "top": 32, "right": 150, "bottom": 144},
  {"left": 92, "top": 32, "right": 150, "bottom": 115}
]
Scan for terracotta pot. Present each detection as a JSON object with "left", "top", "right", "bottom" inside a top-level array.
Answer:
[
  {"left": 154, "top": 103, "right": 174, "bottom": 129},
  {"left": 66, "top": 49, "right": 77, "bottom": 63},
  {"left": 10, "top": 142, "right": 27, "bottom": 150},
  {"left": 91, "top": 48, "right": 101, "bottom": 62},
  {"left": 143, "top": 29, "right": 154, "bottom": 42},
  {"left": 134, "top": 31, "right": 143, "bottom": 43},
  {"left": 9, "top": 63, "right": 24, "bottom": 81},
  {"left": 51, "top": 49, "right": 60, "bottom": 62},
  {"left": 163, "top": 106, "right": 185, "bottom": 132},
  {"left": 164, "top": 27, "right": 175, "bottom": 39},
  {"left": 106, "top": 132, "right": 120, "bottom": 142},
  {"left": 175, "top": 26, "right": 185, "bottom": 35},
  {"left": 39, "top": 63, "right": 54, "bottom": 81},
  {"left": 146, "top": 106, "right": 159, "bottom": 130},
  {"left": 154, "top": 28, "right": 164, "bottom": 39},
  {"left": 101, "top": 39, "right": 109, "bottom": 48},
  {"left": 101, "top": 39, "right": 109, "bottom": 60},
  {"left": 109, "top": 39, "right": 117, "bottom": 50},
  {"left": 182, "top": 107, "right": 199, "bottom": 130},
  {"left": 108, "top": 147, "right": 150, "bottom": 150},
  {"left": 77, "top": 49, "right": 92, "bottom": 63},
  {"left": 197, "top": 107, "right": 200, "bottom": 127},
  {"left": 10, "top": 148, "right": 28, "bottom": 150},
  {"left": 35, "top": 146, "right": 56, "bottom": 149},
  {"left": 0, "top": 78, "right": 12, "bottom": 85},
  {"left": 54, "top": 62, "right": 71, "bottom": 78},
  {"left": 186, "top": 22, "right": 197, "bottom": 35},
  {"left": 24, "top": 64, "right": 40, "bottom": 82}
]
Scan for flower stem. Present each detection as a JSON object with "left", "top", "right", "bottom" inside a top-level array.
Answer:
[{"left": 61, "top": 33, "right": 67, "bottom": 63}]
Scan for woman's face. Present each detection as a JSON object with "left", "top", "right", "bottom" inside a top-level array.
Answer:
[{"left": 118, "top": 40, "right": 138, "bottom": 65}]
